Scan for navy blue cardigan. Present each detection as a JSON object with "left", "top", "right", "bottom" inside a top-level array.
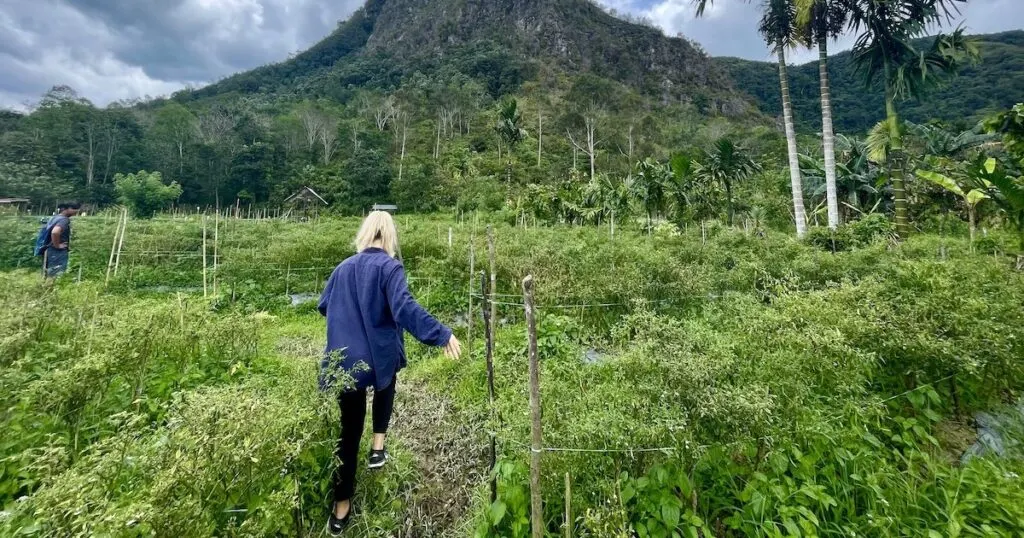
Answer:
[{"left": 318, "top": 248, "right": 452, "bottom": 391}]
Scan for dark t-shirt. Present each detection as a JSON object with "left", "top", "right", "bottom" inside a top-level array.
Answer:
[{"left": 47, "top": 215, "right": 71, "bottom": 250}]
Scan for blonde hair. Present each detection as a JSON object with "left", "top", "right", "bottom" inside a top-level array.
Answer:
[{"left": 355, "top": 211, "right": 399, "bottom": 257}]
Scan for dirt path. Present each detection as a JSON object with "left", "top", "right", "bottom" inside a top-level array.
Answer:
[{"left": 390, "top": 381, "right": 489, "bottom": 537}]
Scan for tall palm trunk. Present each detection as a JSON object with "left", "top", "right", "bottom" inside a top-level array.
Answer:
[
  {"left": 885, "top": 82, "right": 910, "bottom": 238},
  {"left": 778, "top": 48, "right": 808, "bottom": 238},
  {"left": 818, "top": 36, "right": 840, "bottom": 229}
]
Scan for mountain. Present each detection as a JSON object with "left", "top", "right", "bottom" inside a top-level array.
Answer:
[
  {"left": 187, "top": 0, "right": 745, "bottom": 112},
  {"left": 717, "top": 30, "right": 1024, "bottom": 134}
]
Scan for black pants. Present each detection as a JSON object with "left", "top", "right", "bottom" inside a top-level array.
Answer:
[{"left": 332, "top": 378, "right": 397, "bottom": 503}]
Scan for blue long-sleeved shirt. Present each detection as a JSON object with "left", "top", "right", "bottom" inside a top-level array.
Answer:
[{"left": 318, "top": 247, "right": 452, "bottom": 391}]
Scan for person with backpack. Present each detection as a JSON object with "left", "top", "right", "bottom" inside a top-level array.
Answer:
[{"left": 35, "top": 202, "right": 81, "bottom": 278}]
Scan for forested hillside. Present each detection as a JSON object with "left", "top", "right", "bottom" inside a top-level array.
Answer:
[
  {"left": 0, "top": 0, "right": 765, "bottom": 213},
  {"left": 718, "top": 30, "right": 1024, "bottom": 133}
]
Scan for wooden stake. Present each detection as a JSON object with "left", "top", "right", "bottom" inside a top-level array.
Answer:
[
  {"left": 105, "top": 209, "right": 122, "bottom": 286},
  {"left": 523, "top": 275, "right": 543, "bottom": 538},
  {"left": 448, "top": 227, "right": 453, "bottom": 250},
  {"left": 467, "top": 234, "right": 475, "bottom": 358},
  {"left": 202, "top": 215, "right": 208, "bottom": 298},
  {"left": 482, "top": 270, "right": 497, "bottom": 503},
  {"left": 113, "top": 208, "right": 127, "bottom": 277},
  {"left": 564, "top": 473, "right": 572, "bottom": 538},
  {"left": 487, "top": 225, "right": 497, "bottom": 350},
  {"left": 213, "top": 210, "right": 219, "bottom": 295},
  {"left": 286, "top": 263, "right": 291, "bottom": 296}
]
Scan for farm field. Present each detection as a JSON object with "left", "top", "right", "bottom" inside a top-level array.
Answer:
[{"left": 1, "top": 213, "right": 1023, "bottom": 537}]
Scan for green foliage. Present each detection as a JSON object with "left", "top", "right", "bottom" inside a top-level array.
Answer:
[
  {"left": 720, "top": 31, "right": 1024, "bottom": 133},
  {"left": 0, "top": 213, "right": 1023, "bottom": 536},
  {"left": 114, "top": 171, "right": 183, "bottom": 218}
]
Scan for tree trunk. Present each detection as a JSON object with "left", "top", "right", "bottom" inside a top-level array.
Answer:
[
  {"left": 537, "top": 113, "right": 543, "bottom": 167},
  {"left": 85, "top": 124, "right": 95, "bottom": 186},
  {"left": 778, "top": 49, "right": 808, "bottom": 238},
  {"left": 886, "top": 88, "right": 910, "bottom": 238},
  {"left": 968, "top": 203, "right": 976, "bottom": 245},
  {"left": 818, "top": 37, "right": 840, "bottom": 230},
  {"left": 398, "top": 124, "right": 407, "bottom": 183},
  {"left": 103, "top": 127, "right": 116, "bottom": 184}
]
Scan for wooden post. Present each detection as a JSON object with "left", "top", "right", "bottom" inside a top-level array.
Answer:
[
  {"left": 467, "top": 234, "right": 475, "bottom": 357},
  {"left": 523, "top": 275, "right": 543, "bottom": 538},
  {"left": 487, "top": 225, "right": 497, "bottom": 348},
  {"left": 286, "top": 263, "right": 291, "bottom": 296},
  {"left": 482, "top": 270, "right": 497, "bottom": 503},
  {"left": 105, "top": 209, "right": 123, "bottom": 286},
  {"left": 701, "top": 220, "right": 706, "bottom": 246},
  {"left": 202, "top": 215, "right": 208, "bottom": 298},
  {"left": 448, "top": 227, "right": 453, "bottom": 250},
  {"left": 113, "top": 208, "right": 127, "bottom": 276},
  {"left": 564, "top": 473, "right": 572, "bottom": 538},
  {"left": 213, "top": 210, "right": 219, "bottom": 295}
]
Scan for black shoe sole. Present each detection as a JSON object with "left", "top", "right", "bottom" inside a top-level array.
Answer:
[{"left": 367, "top": 457, "right": 388, "bottom": 470}]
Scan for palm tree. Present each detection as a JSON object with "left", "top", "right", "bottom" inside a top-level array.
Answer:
[
  {"left": 845, "top": 0, "right": 979, "bottom": 237},
  {"left": 494, "top": 98, "right": 527, "bottom": 185},
  {"left": 696, "top": 0, "right": 808, "bottom": 237},
  {"left": 797, "top": 0, "right": 849, "bottom": 229},
  {"left": 632, "top": 158, "right": 673, "bottom": 233},
  {"left": 696, "top": 138, "right": 762, "bottom": 226}
]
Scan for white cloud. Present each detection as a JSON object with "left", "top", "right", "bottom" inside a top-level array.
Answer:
[{"left": 0, "top": 0, "right": 364, "bottom": 109}]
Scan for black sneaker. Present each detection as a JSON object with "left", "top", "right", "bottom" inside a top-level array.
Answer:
[
  {"left": 367, "top": 449, "right": 389, "bottom": 469},
  {"left": 326, "top": 509, "right": 350, "bottom": 537}
]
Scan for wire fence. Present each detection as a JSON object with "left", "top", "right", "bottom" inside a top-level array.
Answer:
[{"left": 488, "top": 374, "right": 956, "bottom": 458}]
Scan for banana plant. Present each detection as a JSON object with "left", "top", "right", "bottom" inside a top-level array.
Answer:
[{"left": 915, "top": 167, "right": 989, "bottom": 243}]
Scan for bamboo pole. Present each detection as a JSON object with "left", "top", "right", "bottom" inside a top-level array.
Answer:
[
  {"left": 467, "top": 233, "right": 475, "bottom": 357},
  {"left": 202, "top": 215, "right": 208, "bottom": 298},
  {"left": 564, "top": 473, "right": 572, "bottom": 538},
  {"left": 487, "top": 225, "right": 497, "bottom": 350},
  {"left": 113, "top": 208, "right": 127, "bottom": 277},
  {"left": 213, "top": 210, "right": 219, "bottom": 295},
  {"left": 105, "top": 209, "right": 123, "bottom": 286},
  {"left": 523, "top": 275, "right": 543, "bottom": 538}
]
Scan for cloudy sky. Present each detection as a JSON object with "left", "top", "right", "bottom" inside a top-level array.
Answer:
[{"left": 1, "top": 0, "right": 1022, "bottom": 110}]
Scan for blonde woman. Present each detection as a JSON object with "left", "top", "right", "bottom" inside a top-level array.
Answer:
[{"left": 317, "top": 211, "right": 461, "bottom": 535}]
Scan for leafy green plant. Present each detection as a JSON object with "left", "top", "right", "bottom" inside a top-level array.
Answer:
[{"left": 114, "top": 170, "right": 183, "bottom": 218}]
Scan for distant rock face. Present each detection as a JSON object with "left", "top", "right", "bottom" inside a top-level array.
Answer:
[{"left": 363, "top": 0, "right": 732, "bottom": 100}]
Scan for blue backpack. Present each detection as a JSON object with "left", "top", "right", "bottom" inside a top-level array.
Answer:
[{"left": 33, "top": 216, "right": 59, "bottom": 256}]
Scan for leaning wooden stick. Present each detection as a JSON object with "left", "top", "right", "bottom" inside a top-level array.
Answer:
[
  {"left": 482, "top": 270, "right": 497, "bottom": 503},
  {"left": 113, "top": 208, "right": 127, "bottom": 277},
  {"left": 523, "top": 275, "right": 543, "bottom": 538}
]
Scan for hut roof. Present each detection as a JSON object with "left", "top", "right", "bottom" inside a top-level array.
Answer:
[{"left": 284, "top": 187, "right": 328, "bottom": 205}]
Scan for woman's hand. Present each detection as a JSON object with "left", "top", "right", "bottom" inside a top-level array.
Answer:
[{"left": 443, "top": 335, "right": 462, "bottom": 359}]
